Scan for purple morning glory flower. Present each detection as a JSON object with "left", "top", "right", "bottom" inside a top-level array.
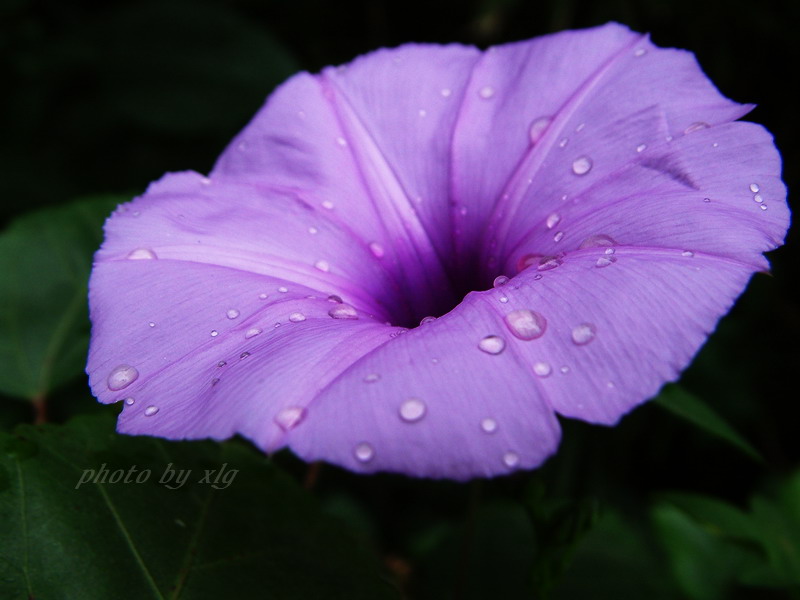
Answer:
[{"left": 87, "top": 23, "right": 789, "bottom": 480}]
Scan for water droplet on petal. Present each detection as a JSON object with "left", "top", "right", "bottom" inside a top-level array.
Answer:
[
  {"left": 634, "top": 47, "right": 647, "bottom": 57},
  {"left": 399, "top": 398, "right": 426, "bottom": 422},
  {"left": 517, "top": 253, "right": 543, "bottom": 273},
  {"left": 575, "top": 123, "right": 585, "bottom": 133},
  {"left": 703, "top": 198, "right": 711, "bottom": 203},
  {"left": 504, "top": 309, "right": 547, "bottom": 341},
  {"left": 289, "top": 312, "right": 306, "bottom": 323},
  {"left": 636, "top": 143, "right": 647, "bottom": 153},
  {"left": 545, "top": 213, "right": 561, "bottom": 229},
  {"left": 144, "top": 405, "right": 159, "bottom": 417},
  {"left": 418, "top": 109, "right": 427, "bottom": 117},
  {"left": 481, "top": 418, "right": 498, "bottom": 433},
  {"left": 760, "top": 204, "right": 768, "bottom": 211},
  {"left": 210, "top": 330, "right": 219, "bottom": 337},
  {"left": 148, "top": 322, "right": 156, "bottom": 328},
  {"left": 107, "top": 365, "right": 139, "bottom": 391},
  {"left": 528, "top": 116, "right": 552, "bottom": 144},
  {"left": 571, "top": 156, "right": 593, "bottom": 175},
  {"left": 335, "top": 137, "right": 347, "bottom": 147},
  {"left": 479, "top": 85, "right": 495, "bottom": 99},
  {"left": 420, "top": 316, "right": 437, "bottom": 325},
  {"left": 326, "top": 295, "right": 342, "bottom": 304},
  {"left": 308, "top": 226, "right": 318, "bottom": 235},
  {"left": 499, "top": 296, "right": 508, "bottom": 303},
  {"left": 749, "top": 183, "right": 760, "bottom": 193},
  {"left": 559, "top": 138, "right": 568, "bottom": 148},
  {"left": 245, "top": 328, "right": 262, "bottom": 339},
  {"left": 354, "top": 442, "right": 374, "bottom": 463},
  {"left": 753, "top": 194, "right": 763, "bottom": 203},
  {"left": 536, "top": 256, "right": 562, "bottom": 272},
  {"left": 329, "top": 304, "right": 358, "bottom": 319},
  {"left": 322, "top": 200, "right": 335, "bottom": 210},
  {"left": 274, "top": 406, "right": 306, "bottom": 431},
  {"left": 127, "top": 248, "right": 157, "bottom": 260},
  {"left": 493, "top": 275, "right": 509, "bottom": 287},
  {"left": 571, "top": 323, "right": 596, "bottom": 345},
  {"left": 314, "top": 260, "right": 330, "bottom": 272},
  {"left": 533, "top": 362, "right": 552, "bottom": 377},
  {"left": 226, "top": 309, "right": 240, "bottom": 319},
  {"left": 503, "top": 452, "right": 520, "bottom": 468},
  {"left": 278, "top": 286, "right": 288, "bottom": 293},
  {"left": 217, "top": 360, "right": 227, "bottom": 368},
  {"left": 681, "top": 250, "right": 694, "bottom": 258},
  {"left": 363, "top": 373, "right": 380, "bottom": 383},
  {"left": 441, "top": 88, "right": 452, "bottom": 97},
  {"left": 595, "top": 256, "right": 617, "bottom": 268},
  {"left": 553, "top": 231, "right": 564, "bottom": 243},
  {"left": 579, "top": 234, "right": 617, "bottom": 249},
  {"left": 478, "top": 335, "right": 505, "bottom": 355},
  {"left": 124, "top": 397, "right": 135, "bottom": 406},
  {"left": 368, "top": 241, "right": 385, "bottom": 258},
  {"left": 684, "top": 121, "right": 710, "bottom": 134}
]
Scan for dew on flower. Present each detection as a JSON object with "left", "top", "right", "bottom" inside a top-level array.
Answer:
[
  {"left": 124, "top": 397, "right": 135, "bottom": 406},
  {"left": 749, "top": 183, "right": 760, "bottom": 193},
  {"left": 571, "top": 323, "right": 597, "bottom": 345},
  {"left": 322, "top": 200, "right": 335, "bottom": 209},
  {"left": 144, "top": 406, "right": 159, "bottom": 417},
  {"left": 107, "top": 365, "right": 139, "bottom": 391},
  {"left": 536, "top": 256, "right": 563, "bottom": 271},
  {"left": 545, "top": 213, "right": 561, "bottom": 229},
  {"left": 579, "top": 234, "right": 617, "bottom": 249},
  {"left": 399, "top": 398, "right": 426, "bottom": 422},
  {"left": 479, "top": 85, "right": 495, "bottom": 99},
  {"left": 278, "top": 286, "right": 288, "bottom": 293},
  {"left": 560, "top": 366, "right": 571, "bottom": 374},
  {"left": 440, "top": 88, "right": 452, "bottom": 97},
  {"left": 533, "top": 362, "right": 552, "bottom": 377},
  {"left": 420, "top": 316, "right": 437, "bottom": 325},
  {"left": 754, "top": 194, "right": 763, "bottom": 203},
  {"left": 528, "top": 116, "right": 552, "bottom": 144},
  {"left": 354, "top": 442, "right": 375, "bottom": 463},
  {"left": 127, "top": 248, "right": 157, "bottom": 260},
  {"left": 274, "top": 406, "right": 307, "bottom": 431},
  {"left": 478, "top": 335, "right": 506, "bottom": 354},
  {"left": 314, "top": 260, "right": 330, "bottom": 272},
  {"left": 368, "top": 241, "right": 385, "bottom": 258},
  {"left": 636, "top": 143, "right": 647, "bottom": 152},
  {"left": 210, "top": 330, "right": 219, "bottom": 337},
  {"left": 289, "top": 312, "right": 306, "bottom": 323},
  {"left": 504, "top": 309, "right": 547, "bottom": 340},
  {"left": 634, "top": 47, "right": 647, "bottom": 57},
  {"left": 684, "top": 121, "right": 710, "bottom": 134},
  {"left": 363, "top": 373, "right": 381, "bottom": 383},
  {"left": 503, "top": 452, "right": 520, "bottom": 468},
  {"left": 595, "top": 256, "right": 617, "bottom": 268},
  {"left": 571, "top": 156, "right": 593, "bottom": 175},
  {"left": 217, "top": 360, "right": 226, "bottom": 367},
  {"left": 226, "top": 309, "right": 240, "bottom": 319},
  {"left": 308, "top": 226, "right": 318, "bottom": 235},
  {"left": 553, "top": 231, "right": 564, "bottom": 243},
  {"left": 681, "top": 250, "right": 695, "bottom": 258},
  {"left": 480, "top": 418, "right": 498, "bottom": 433},
  {"left": 244, "top": 328, "right": 262, "bottom": 339},
  {"left": 760, "top": 204, "right": 768, "bottom": 211},
  {"left": 493, "top": 275, "right": 509, "bottom": 287},
  {"left": 329, "top": 304, "right": 358, "bottom": 319},
  {"left": 239, "top": 352, "right": 250, "bottom": 360},
  {"left": 148, "top": 321, "right": 156, "bottom": 328}
]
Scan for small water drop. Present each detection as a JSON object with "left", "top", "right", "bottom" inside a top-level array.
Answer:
[
  {"left": 571, "top": 323, "right": 596, "bottom": 346},
  {"left": 516, "top": 253, "right": 542, "bottom": 272},
  {"left": 240, "top": 351, "right": 250, "bottom": 359},
  {"left": 479, "top": 85, "right": 495, "bottom": 99},
  {"left": 278, "top": 286, "right": 288, "bottom": 293},
  {"left": 289, "top": 312, "right": 306, "bottom": 323},
  {"left": 703, "top": 198, "right": 711, "bottom": 203},
  {"left": 226, "top": 309, "right": 240, "bottom": 320},
  {"left": 579, "top": 234, "right": 617, "bottom": 249},
  {"left": 148, "top": 322, "right": 156, "bottom": 328},
  {"left": 749, "top": 183, "right": 760, "bottom": 193},
  {"left": 321, "top": 200, "right": 335, "bottom": 210},
  {"left": 595, "top": 256, "right": 617, "bottom": 268},
  {"left": 127, "top": 248, "right": 157, "bottom": 260},
  {"left": 144, "top": 406, "right": 159, "bottom": 417},
  {"left": 363, "top": 373, "right": 381, "bottom": 383},
  {"left": 634, "top": 48, "right": 647, "bottom": 57},
  {"left": 493, "top": 275, "right": 509, "bottom": 287},
  {"left": 553, "top": 231, "right": 565, "bottom": 243},
  {"left": 533, "top": 362, "right": 552, "bottom": 377},
  {"left": 327, "top": 294, "right": 343, "bottom": 303},
  {"left": 418, "top": 109, "right": 427, "bottom": 118},
  {"left": 504, "top": 309, "right": 547, "bottom": 341},
  {"left": 124, "top": 397, "right": 135, "bottom": 406},
  {"left": 503, "top": 452, "right": 520, "bottom": 468},
  {"left": 259, "top": 293, "right": 268, "bottom": 299},
  {"left": 636, "top": 143, "right": 647, "bottom": 153},
  {"left": 245, "top": 328, "right": 262, "bottom": 339},
  {"left": 536, "top": 256, "right": 563, "bottom": 272},
  {"left": 681, "top": 250, "right": 695, "bottom": 258},
  {"left": 217, "top": 360, "right": 227, "bottom": 367},
  {"left": 329, "top": 304, "right": 358, "bottom": 319},
  {"left": 499, "top": 296, "right": 509, "bottom": 303},
  {"left": 369, "top": 241, "right": 385, "bottom": 258},
  {"left": 753, "top": 194, "right": 763, "bottom": 203},
  {"left": 399, "top": 398, "right": 426, "bottom": 423},
  {"left": 560, "top": 365, "right": 570, "bottom": 374},
  {"left": 441, "top": 88, "right": 452, "bottom": 97},
  {"left": 336, "top": 137, "right": 347, "bottom": 147},
  {"left": 314, "top": 260, "right": 330, "bottom": 272},
  {"left": 545, "top": 213, "right": 561, "bottom": 229},
  {"left": 575, "top": 123, "right": 585, "bottom": 133},
  {"left": 481, "top": 418, "right": 498, "bottom": 434},
  {"left": 354, "top": 442, "right": 374, "bottom": 463},
  {"left": 274, "top": 406, "right": 306, "bottom": 431},
  {"left": 420, "top": 316, "right": 437, "bottom": 325},
  {"left": 210, "top": 330, "right": 219, "bottom": 337},
  {"left": 478, "top": 335, "right": 506, "bottom": 355},
  {"left": 684, "top": 121, "right": 710, "bottom": 134},
  {"left": 571, "top": 156, "right": 593, "bottom": 176},
  {"left": 308, "top": 226, "right": 318, "bottom": 235},
  {"left": 558, "top": 137, "right": 569, "bottom": 148},
  {"left": 604, "top": 248, "right": 615, "bottom": 255},
  {"left": 760, "top": 204, "right": 768, "bottom": 211},
  {"left": 107, "top": 365, "right": 139, "bottom": 391},
  {"left": 528, "top": 116, "right": 552, "bottom": 144}
]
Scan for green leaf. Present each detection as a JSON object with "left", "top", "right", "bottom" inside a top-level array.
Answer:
[
  {"left": 0, "top": 196, "right": 123, "bottom": 400},
  {"left": 653, "top": 385, "right": 763, "bottom": 462},
  {"left": 0, "top": 415, "right": 400, "bottom": 599}
]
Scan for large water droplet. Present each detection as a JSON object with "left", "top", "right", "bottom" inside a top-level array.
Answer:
[
  {"left": 274, "top": 406, "right": 306, "bottom": 431},
  {"left": 144, "top": 405, "right": 159, "bottom": 417},
  {"left": 368, "top": 241, "right": 385, "bottom": 258},
  {"left": 545, "top": 213, "right": 561, "bottom": 229},
  {"left": 504, "top": 309, "right": 547, "bottom": 341},
  {"left": 479, "top": 85, "right": 495, "bottom": 99},
  {"left": 571, "top": 156, "right": 593, "bottom": 176},
  {"left": 528, "top": 116, "right": 552, "bottom": 144},
  {"left": 571, "top": 323, "right": 596, "bottom": 345},
  {"left": 478, "top": 335, "right": 506, "bottom": 355},
  {"left": 399, "top": 398, "right": 426, "bottom": 422},
  {"left": 579, "top": 234, "right": 617, "bottom": 249},
  {"left": 245, "top": 328, "right": 262, "bottom": 339},
  {"left": 684, "top": 122, "right": 710, "bottom": 134},
  {"left": 481, "top": 418, "right": 498, "bottom": 434},
  {"left": 493, "top": 275, "right": 509, "bottom": 287},
  {"left": 533, "top": 362, "right": 552, "bottom": 377},
  {"left": 127, "top": 248, "right": 157, "bottom": 260},
  {"left": 314, "top": 260, "right": 330, "bottom": 272},
  {"left": 107, "top": 365, "right": 139, "bottom": 391},
  {"left": 328, "top": 304, "right": 358, "bottom": 320},
  {"left": 226, "top": 309, "right": 240, "bottom": 320},
  {"left": 354, "top": 442, "right": 374, "bottom": 463},
  {"left": 503, "top": 452, "right": 520, "bottom": 468},
  {"left": 289, "top": 312, "right": 306, "bottom": 323}
]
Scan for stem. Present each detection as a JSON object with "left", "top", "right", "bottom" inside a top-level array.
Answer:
[
  {"left": 31, "top": 393, "right": 47, "bottom": 425},
  {"left": 303, "top": 461, "right": 323, "bottom": 490}
]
